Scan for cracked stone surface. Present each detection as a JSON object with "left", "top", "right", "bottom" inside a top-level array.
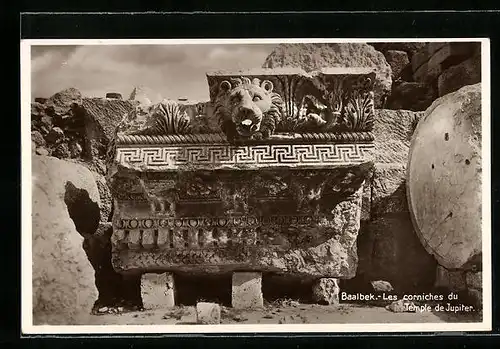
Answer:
[{"left": 406, "top": 83, "right": 482, "bottom": 269}]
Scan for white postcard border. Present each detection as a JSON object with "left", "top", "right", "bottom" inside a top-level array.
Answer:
[{"left": 21, "top": 37, "right": 492, "bottom": 334}]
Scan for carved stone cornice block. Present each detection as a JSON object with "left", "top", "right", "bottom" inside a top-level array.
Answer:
[
  {"left": 207, "top": 68, "right": 376, "bottom": 136},
  {"left": 107, "top": 69, "right": 376, "bottom": 279}
]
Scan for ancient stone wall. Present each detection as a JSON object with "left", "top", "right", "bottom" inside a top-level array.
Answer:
[{"left": 369, "top": 42, "right": 481, "bottom": 111}]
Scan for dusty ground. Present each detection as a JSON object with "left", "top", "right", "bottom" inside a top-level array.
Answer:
[{"left": 88, "top": 301, "right": 481, "bottom": 325}]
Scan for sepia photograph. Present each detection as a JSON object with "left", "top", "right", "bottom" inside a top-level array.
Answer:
[{"left": 21, "top": 38, "right": 491, "bottom": 334}]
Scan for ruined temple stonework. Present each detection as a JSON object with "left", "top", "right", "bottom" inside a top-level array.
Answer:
[{"left": 106, "top": 68, "right": 376, "bottom": 308}]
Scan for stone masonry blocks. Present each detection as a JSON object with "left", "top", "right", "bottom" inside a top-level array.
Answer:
[
  {"left": 140, "top": 272, "right": 175, "bottom": 309},
  {"left": 231, "top": 272, "right": 264, "bottom": 309}
]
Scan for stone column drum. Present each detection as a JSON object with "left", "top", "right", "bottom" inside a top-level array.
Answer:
[{"left": 106, "top": 68, "right": 376, "bottom": 308}]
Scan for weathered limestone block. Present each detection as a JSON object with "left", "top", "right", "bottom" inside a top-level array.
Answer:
[
  {"left": 413, "top": 42, "right": 479, "bottom": 83},
  {"left": 386, "top": 81, "right": 437, "bottom": 112},
  {"left": 438, "top": 53, "right": 481, "bottom": 97},
  {"left": 262, "top": 43, "right": 391, "bottom": 108},
  {"left": 140, "top": 272, "right": 175, "bottom": 309},
  {"left": 96, "top": 179, "right": 112, "bottom": 222},
  {"left": 435, "top": 265, "right": 466, "bottom": 291},
  {"left": 232, "top": 272, "right": 263, "bottom": 309},
  {"left": 196, "top": 302, "right": 221, "bottom": 324},
  {"left": 384, "top": 50, "right": 410, "bottom": 79},
  {"left": 312, "top": 278, "right": 340, "bottom": 305},
  {"left": 32, "top": 155, "right": 99, "bottom": 325},
  {"left": 45, "top": 87, "right": 82, "bottom": 116},
  {"left": 364, "top": 109, "right": 423, "bottom": 220},
  {"left": 372, "top": 109, "right": 424, "bottom": 165},
  {"left": 80, "top": 97, "right": 137, "bottom": 159},
  {"left": 106, "top": 92, "right": 123, "bottom": 100},
  {"left": 371, "top": 167, "right": 408, "bottom": 217},
  {"left": 352, "top": 106, "right": 437, "bottom": 292},
  {"left": 411, "top": 42, "right": 447, "bottom": 73},
  {"left": 407, "top": 83, "right": 482, "bottom": 269},
  {"left": 370, "top": 42, "right": 426, "bottom": 59}
]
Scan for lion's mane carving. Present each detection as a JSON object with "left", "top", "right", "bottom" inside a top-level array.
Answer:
[{"left": 213, "top": 77, "right": 283, "bottom": 141}]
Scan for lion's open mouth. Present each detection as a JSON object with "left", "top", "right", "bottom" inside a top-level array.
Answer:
[{"left": 236, "top": 118, "right": 259, "bottom": 137}]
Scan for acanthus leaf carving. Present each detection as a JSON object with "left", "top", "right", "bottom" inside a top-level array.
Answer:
[
  {"left": 339, "top": 74, "right": 376, "bottom": 132},
  {"left": 110, "top": 70, "right": 377, "bottom": 142},
  {"left": 342, "top": 90, "right": 375, "bottom": 132}
]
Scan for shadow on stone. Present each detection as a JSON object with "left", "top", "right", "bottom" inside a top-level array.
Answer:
[
  {"left": 262, "top": 274, "right": 315, "bottom": 304},
  {"left": 346, "top": 208, "right": 437, "bottom": 295},
  {"left": 174, "top": 273, "right": 232, "bottom": 307},
  {"left": 64, "top": 181, "right": 100, "bottom": 238},
  {"left": 64, "top": 182, "right": 142, "bottom": 310},
  {"left": 84, "top": 224, "right": 143, "bottom": 311}
]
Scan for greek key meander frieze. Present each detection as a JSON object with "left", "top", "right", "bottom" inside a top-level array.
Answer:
[{"left": 115, "top": 143, "right": 374, "bottom": 169}]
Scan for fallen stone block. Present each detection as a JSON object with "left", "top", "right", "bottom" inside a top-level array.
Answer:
[
  {"left": 413, "top": 42, "right": 478, "bottom": 83},
  {"left": 196, "top": 302, "right": 221, "bottom": 324},
  {"left": 231, "top": 272, "right": 263, "bottom": 309},
  {"left": 411, "top": 43, "right": 446, "bottom": 73},
  {"left": 438, "top": 54, "right": 481, "bottom": 97},
  {"left": 370, "top": 280, "right": 394, "bottom": 292},
  {"left": 384, "top": 50, "right": 410, "bottom": 79},
  {"left": 386, "top": 81, "right": 437, "bottom": 112},
  {"left": 32, "top": 155, "right": 99, "bottom": 325}
]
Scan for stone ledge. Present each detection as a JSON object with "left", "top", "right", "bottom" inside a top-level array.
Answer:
[{"left": 111, "top": 239, "right": 358, "bottom": 278}]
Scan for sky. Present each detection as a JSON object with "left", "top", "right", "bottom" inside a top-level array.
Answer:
[{"left": 31, "top": 44, "right": 276, "bottom": 102}]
